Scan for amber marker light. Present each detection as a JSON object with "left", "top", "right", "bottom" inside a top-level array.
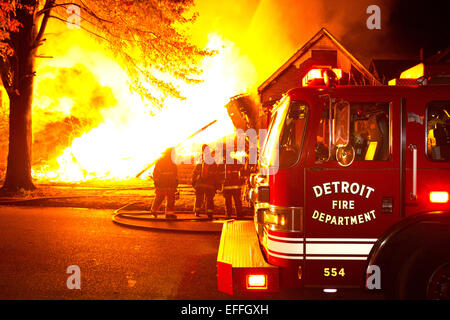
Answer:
[
  {"left": 400, "top": 63, "right": 424, "bottom": 79},
  {"left": 246, "top": 274, "right": 267, "bottom": 290},
  {"left": 429, "top": 191, "right": 449, "bottom": 203}
]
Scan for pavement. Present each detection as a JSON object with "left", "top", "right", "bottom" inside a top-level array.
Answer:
[
  {"left": 0, "top": 183, "right": 254, "bottom": 233},
  {"left": 0, "top": 206, "right": 230, "bottom": 299}
]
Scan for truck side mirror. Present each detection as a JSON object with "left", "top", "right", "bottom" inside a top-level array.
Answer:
[{"left": 334, "top": 101, "right": 350, "bottom": 147}]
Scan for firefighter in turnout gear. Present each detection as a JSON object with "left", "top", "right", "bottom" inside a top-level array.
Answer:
[
  {"left": 150, "top": 147, "right": 178, "bottom": 219},
  {"left": 220, "top": 155, "right": 245, "bottom": 219},
  {"left": 192, "top": 144, "right": 220, "bottom": 218}
]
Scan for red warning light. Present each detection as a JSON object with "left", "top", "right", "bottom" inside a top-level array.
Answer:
[
  {"left": 429, "top": 191, "right": 449, "bottom": 203},
  {"left": 246, "top": 274, "right": 267, "bottom": 290},
  {"left": 302, "top": 68, "right": 342, "bottom": 87}
]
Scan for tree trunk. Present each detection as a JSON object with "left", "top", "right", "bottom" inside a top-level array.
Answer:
[
  {"left": 1, "top": 2, "right": 37, "bottom": 192},
  {"left": 2, "top": 86, "right": 36, "bottom": 192}
]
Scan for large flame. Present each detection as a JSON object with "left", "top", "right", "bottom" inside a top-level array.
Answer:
[{"left": 32, "top": 27, "right": 257, "bottom": 182}]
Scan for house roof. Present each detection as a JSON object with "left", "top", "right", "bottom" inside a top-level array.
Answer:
[
  {"left": 258, "top": 28, "right": 381, "bottom": 93},
  {"left": 425, "top": 46, "right": 450, "bottom": 64}
]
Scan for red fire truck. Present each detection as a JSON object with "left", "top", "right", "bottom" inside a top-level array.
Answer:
[{"left": 217, "top": 65, "right": 450, "bottom": 299}]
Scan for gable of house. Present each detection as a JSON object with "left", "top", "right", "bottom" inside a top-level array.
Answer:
[{"left": 258, "top": 28, "right": 380, "bottom": 109}]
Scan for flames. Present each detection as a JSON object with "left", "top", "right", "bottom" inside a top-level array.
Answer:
[{"left": 31, "top": 25, "right": 257, "bottom": 182}]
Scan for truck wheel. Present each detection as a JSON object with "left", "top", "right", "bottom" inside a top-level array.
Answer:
[
  {"left": 398, "top": 249, "right": 450, "bottom": 300},
  {"left": 426, "top": 262, "right": 450, "bottom": 300}
]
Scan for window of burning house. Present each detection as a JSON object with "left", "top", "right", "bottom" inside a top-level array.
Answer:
[
  {"left": 315, "top": 101, "right": 391, "bottom": 162},
  {"left": 426, "top": 101, "right": 450, "bottom": 161}
]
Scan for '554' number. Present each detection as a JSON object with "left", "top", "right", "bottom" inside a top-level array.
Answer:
[{"left": 324, "top": 267, "right": 345, "bottom": 277}]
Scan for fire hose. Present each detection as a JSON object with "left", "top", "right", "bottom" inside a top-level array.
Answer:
[{"left": 111, "top": 201, "right": 225, "bottom": 233}]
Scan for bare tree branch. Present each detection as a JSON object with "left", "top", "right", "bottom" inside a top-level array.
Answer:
[
  {"left": 34, "top": 0, "right": 56, "bottom": 48},
  {"left": 48, "top": 14, "right": 108, "bottom": 41},
  {"left": 37, "top": 2, "right": 85, "bottom": 16}
]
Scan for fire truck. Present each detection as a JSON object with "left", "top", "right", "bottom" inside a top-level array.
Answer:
[{"left": 217, "top": 64, "right": 450, "bottom": 299}]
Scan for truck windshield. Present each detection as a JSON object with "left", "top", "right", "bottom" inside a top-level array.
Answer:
[
  {"left": 261, "top": 97, "right": 309, "bottom": 169},
  {"left": 261, "top": 97, "right": 290, "bottom": 170},
  {"left": 315, "top": 101, "right": 391, "bottom": 163}
]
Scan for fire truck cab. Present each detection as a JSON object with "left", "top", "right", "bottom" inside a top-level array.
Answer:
[{"left": 217, "top": 68, "right": 450, "bottom": 299}]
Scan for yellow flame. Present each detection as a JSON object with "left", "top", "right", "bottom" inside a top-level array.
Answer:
[{"left": 32, "top": 31, "right": 256, "bottom": 182}]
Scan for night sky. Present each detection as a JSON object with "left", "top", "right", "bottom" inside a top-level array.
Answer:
[
  {"left": 335, "top": 0, "right": 450, "bottom": 64},
  {"left": 192, "top": 0, "right": 450, "bottom": 85},
  {"left": 388, "top": 0, "right": 450, "bottom": 58}
]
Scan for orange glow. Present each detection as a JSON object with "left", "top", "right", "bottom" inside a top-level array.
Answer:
[
  {"left": 31, "top": 22, "right": 256, "bottom": 182},
  {"left": 246, "top": 274, "right": 267, "bottom": 289},
  {"left": 429, "top": 191, "right": 449, "bottom": 204},
  {"left": 400, "top": 63, "right": 424, "bottom": 79}
]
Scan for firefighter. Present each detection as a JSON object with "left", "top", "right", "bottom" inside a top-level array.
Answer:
[
  {"left": 150, "top": 147, "right": 178, "bottom": 219},
  {"left": 221, "top": 157, "right": 245, "bottom": 219},
  {"left": 192, "top": 144, "right": 220, "bottom": 218}
]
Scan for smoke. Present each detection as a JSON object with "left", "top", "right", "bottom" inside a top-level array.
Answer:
[
  {"left": 1, "top": 1, "right": 443, "bottom": 181},
  {"left": 386, "top": 0, "right": 450, "bottom": 59},
  {"left": 30, "top": 23, "right": 245, "bottom": 180},
  {"left": 192, "top": 0, "right": 378, "bottom": 86},
  {"left": 193, "top": 0, "right": 446, "bottom": 87}
]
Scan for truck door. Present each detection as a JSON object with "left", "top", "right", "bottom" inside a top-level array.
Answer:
[
  {"left": 304, "top": 96, "right": 402, "bottom": 287},
  {"left": 406, "top": 96, "right": 450, "bottom": 214}
]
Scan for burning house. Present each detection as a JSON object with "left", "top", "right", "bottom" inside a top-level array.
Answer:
[
  {"left": 256, "top": 28, "right": 380, "bottom": 127},
  {"left": 0, "top": 16, "right": 447, "bottom": 184},
  {"left": 1, "top": 28, "right": 243, "bottom": 183},
  {"left": 250, "top": 28, "right": 450, "bottom": 128}
]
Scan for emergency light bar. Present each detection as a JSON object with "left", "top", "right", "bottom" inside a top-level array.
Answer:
[
  {"left": 400, "top": 63, "right": 425, "bottom": 79},
  {"left": 388, "top": 63, "right": 450, "bottom": 85},
  {"left": 388, "top": 63, "right": 425, "bottom": 86},
  {"left": 302, "top": 68, "right": 342, "bottom": 87}
]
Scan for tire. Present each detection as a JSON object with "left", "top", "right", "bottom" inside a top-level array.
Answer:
[
  {"left": 426, "top": 262, "right": 450, "bottom": 300},
  {"left": 396, "top": 247, "right": 450, "bottom": 300}
]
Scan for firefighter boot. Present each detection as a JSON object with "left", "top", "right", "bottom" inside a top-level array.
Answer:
[
  {"left": 149, "top": 210, "right": 158, "bottom": 218},
  {"left": 164, "top": 213, "right": 177, "bottom": 219}
]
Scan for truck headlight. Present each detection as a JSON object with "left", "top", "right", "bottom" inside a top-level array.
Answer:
[{"left": 263, "top": 206, "right": 303, "bottom": 232}]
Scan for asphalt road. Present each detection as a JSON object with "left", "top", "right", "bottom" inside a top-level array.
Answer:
[
  {"left": 0, "top": 206, "right": 382, "bottom": 300},
  {"left": 0, "top": 206, "right": 229, "bottom": 300}
]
